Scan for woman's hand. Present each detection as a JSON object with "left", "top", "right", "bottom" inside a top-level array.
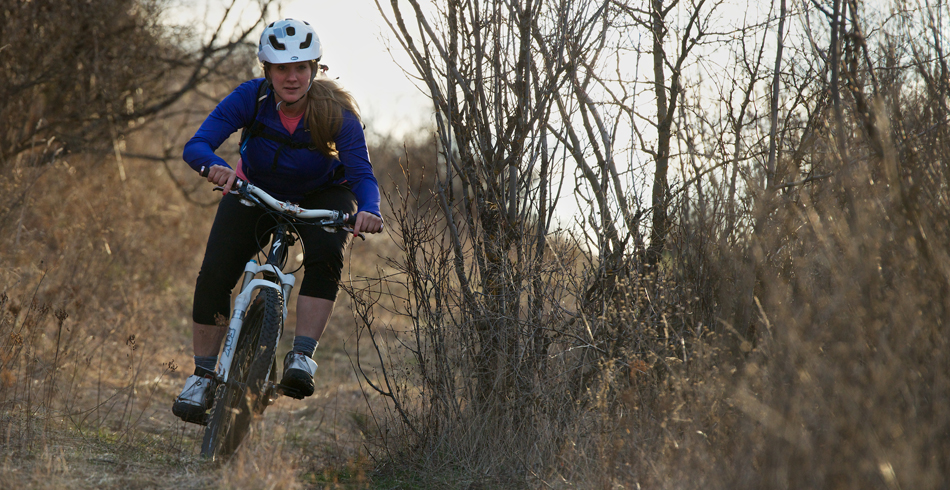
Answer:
[
  {"left": 353, "top": 211, "right": 383, "bottom": 237},
  {"left": 205, "top": 165, "right": 237, "bottom": 195}
]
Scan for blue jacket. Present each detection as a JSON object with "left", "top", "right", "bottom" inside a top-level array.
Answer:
[{"left": 183, "top": 78, "right": 381, "bottom": 216}]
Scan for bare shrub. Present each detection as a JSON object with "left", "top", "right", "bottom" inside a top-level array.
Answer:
[
  {"left": 346, "top": 0, "right": 950, "bottom": 488},
  {"left": 0, "top": 0, "right": 274, "bottom": 476},
  {"left": 598, "top": 2, "right": 950, "bottom": 488}
]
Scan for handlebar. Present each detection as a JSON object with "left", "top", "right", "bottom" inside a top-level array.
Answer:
[{"left": 200, "top": 166, "right": 360, "bottom": 234}]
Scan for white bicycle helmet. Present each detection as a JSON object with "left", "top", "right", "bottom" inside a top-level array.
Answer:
[{"left": 258, "top": 19, "right": 322, "bottom": 64}]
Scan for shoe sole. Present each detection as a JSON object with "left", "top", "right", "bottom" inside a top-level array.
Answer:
[
  {"left": 173, "top": 401, "right": 210, "bottom": 425},
  {"left": 280, "top": 369, "right": 314, "bottom": 399}
]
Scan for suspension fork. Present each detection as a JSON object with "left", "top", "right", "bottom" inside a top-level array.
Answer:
[{"left": 217, "top": 225, "right": 296, "bottom": 384}]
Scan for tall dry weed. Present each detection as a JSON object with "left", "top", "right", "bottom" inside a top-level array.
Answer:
[
  {"left": 345, "top": 6, "right": 950, "bottom": 489},
  {"left": 590, "top": 56, "right": 950, "bottom": 490},
  {"left": 217, "top": 419, "right": 303, "bottom": 490},
  {"left": 0, "top": 137, "right": 214, "bottom": 466}
]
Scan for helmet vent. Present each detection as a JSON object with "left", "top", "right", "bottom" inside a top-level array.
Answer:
[
  {"left": 269, "top": 35, "right": 286, "bottom": 51},
  {"left": 258, "top": 18, "right": 321, "bottom": 64}
]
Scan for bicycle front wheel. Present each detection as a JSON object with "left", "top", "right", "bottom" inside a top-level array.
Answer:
[{"left": 200, "top": 287, "right": 283, "bottom": 460}]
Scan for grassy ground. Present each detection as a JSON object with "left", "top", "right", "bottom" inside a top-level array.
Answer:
[
  {"left": 7, "top": 95, "right": 946, "bottom": 489},
  {"left": 0, "top": 140, "right": 403, "bottom": 489}
]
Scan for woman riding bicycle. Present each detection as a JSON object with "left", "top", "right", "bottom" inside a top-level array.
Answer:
[{"left": 173, "top": 18, "right": 383, "bottom": 423}]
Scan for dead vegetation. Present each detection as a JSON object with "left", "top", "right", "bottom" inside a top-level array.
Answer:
[{"left": 2, "top": 0, "right": 950, "bottom": 489}]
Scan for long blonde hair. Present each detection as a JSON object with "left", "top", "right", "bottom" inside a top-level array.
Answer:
[{"left": 304, "top": 77, "right": 360, "bottom": 160}]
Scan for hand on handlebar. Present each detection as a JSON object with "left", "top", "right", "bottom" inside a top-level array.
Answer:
[
  {"left": 353, "top": 211, "right": 384, "bottom": 238},
  {"left": 199, "top": 165, "right": 381, "bottom": 238},
  {"left": 203, "top": 165, "right": 237, "bottom": 195}
]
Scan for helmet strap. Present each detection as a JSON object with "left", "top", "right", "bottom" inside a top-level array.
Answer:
[{"left": 280, "top": 78, "right": 312, "bottom": 108}]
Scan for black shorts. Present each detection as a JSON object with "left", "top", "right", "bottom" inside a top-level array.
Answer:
[{"left": 192, "top": 185, "right": 357, "bottom": 325}]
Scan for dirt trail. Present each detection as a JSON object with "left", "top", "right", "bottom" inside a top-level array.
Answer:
[{"left": 1, "top": 314, "right": 386, "bottom": 489}]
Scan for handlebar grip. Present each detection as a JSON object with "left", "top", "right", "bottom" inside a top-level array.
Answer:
[
  {"left": 199, "top": 166, "right": 210, "bottom": 178},
  {"left": 345, "top": 214, "right": 357, "bottom": 226}
]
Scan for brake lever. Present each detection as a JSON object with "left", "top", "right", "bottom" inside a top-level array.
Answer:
[
  {"left": 211, "top": 185, "right": 239, "bottom": 194},
  {"left": 343, "top": 226, "right": 365, "bottom": 240},
  {"left": 340, "top": 213, "right": 364, "bottom": 240}
]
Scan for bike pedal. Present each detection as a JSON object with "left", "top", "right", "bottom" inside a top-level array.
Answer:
[{"left": 263, "top": 384, "right": 279, "bottom": 406}]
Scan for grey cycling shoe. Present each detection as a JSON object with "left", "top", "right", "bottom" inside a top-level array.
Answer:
[
  {"left": 172, "top": 372, "right": 214, "bottom": 425},
  {"left": 280, "top": 352, "right": 317, "bottom": 399}
]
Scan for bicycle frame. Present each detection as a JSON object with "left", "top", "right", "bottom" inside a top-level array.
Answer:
[{"left": 201, "top": 175, "right": 354, "bottom": 389}]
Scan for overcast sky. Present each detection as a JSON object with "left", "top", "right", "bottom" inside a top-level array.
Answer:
[
  {"left": 175, "top": 0, "right": 432, "bottom": 139},
  {"left": 278, "top": 0, "right": 432, "bottom": 138}
]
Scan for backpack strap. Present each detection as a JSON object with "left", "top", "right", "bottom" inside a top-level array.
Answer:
[
  {"left": 239, "top": 79, "right": 321, "bottom": 172},
  {"left": 239, "top": 79, "right": 271, "bottom": 152}
]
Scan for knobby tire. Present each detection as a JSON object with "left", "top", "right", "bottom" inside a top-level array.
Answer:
[{"left": 200, "top": 287, "right": 283, "bottom": 460}]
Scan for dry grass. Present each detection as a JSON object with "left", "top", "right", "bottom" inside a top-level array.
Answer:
[
  {"left": 4, "top": 102, "right": 948, "bottom": 490},
  {"left": 3, "top": 10, "right": 948, "bottom": 490},
  {"left": 0, "top": 118, "right": 405, "bottom": 488},
  {"left": 333, "top": 61, "right": 950, "bottom": 490},
  {"left": 549, "top": 133, "right": 950, "bottom": 488}
]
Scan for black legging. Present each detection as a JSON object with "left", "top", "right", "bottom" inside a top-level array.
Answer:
[{"left": 192, "top": 185, "right": 357, "bottom": 325}]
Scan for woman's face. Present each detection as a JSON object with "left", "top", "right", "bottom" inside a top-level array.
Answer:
[{"left": 268, "top": 61, "right": 312, "bottom": 104}]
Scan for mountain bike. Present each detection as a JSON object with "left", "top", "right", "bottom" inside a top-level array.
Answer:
[{"left": 195, "top": 166, "right": 361, "bottom": 460}]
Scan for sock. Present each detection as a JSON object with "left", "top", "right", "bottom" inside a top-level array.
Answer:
[
  {"left": 194, "top": 355, "right": 217, "bottom": 376},
  {"left": 292, "top": 336, "right": 318, "bottom": 358}
]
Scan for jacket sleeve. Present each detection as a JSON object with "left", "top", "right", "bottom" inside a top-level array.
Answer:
[
  {"left": 337, "top": 112, "right": 382, "bottom": 217},
  {"left": 182, "top": 80, "right": 260, "bottom": 173}
]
